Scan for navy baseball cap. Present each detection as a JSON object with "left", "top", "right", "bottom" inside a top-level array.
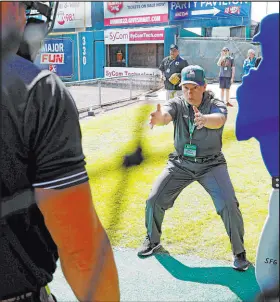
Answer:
[
  {"left": 180, "top": 65, "right": 206, "bottom": 86},
  {"left": 170, "top": 44, "right": 178, "bottom": 50}
]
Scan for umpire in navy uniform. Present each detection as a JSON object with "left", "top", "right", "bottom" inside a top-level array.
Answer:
[
  {"left": 159, "top": 44, "right": 188, "bottom": 100},
  {"left": 138, "top": 65, "right": 250, "bottom": 272}
]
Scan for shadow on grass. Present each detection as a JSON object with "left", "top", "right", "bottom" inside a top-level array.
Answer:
[{"left": 149, "top": 247, "right": 260, "bottom": 302}]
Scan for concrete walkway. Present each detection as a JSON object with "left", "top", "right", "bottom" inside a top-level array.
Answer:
[
  {"left": 49, "top": 247, "right": 260, "bottom": 302},
  {"left": 69, "top": 82, "right": 240, "bottom": 112}
]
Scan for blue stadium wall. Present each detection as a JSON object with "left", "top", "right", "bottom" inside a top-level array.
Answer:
[{"left": 34, "top": 2, "right": 185, "bottom": 81}]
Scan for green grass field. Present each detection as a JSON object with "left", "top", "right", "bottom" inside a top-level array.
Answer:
[{"left": 80, "top": 102, "right": 270, "bottom": 263}]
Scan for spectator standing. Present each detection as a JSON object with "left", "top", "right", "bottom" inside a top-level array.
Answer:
[
  {"left": 159, "top": 44, "right": 189, "bottom": 100},
  {"left": 243, "top": 49, "right": 257, "bottom": 75},
  {"left": 217, "top": 47, "right": 235, "bottom": 107}
]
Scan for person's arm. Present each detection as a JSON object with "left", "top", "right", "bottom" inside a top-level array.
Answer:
[
  {"left": 36, "top": 184, "right": 120, "bottom": 301},
  {"left": 193, "top": 100, "right": 227, "bottom": 130},
  {"left": 159, "top": 58, "right": 166, "bottom": 80},
  {"left": 217, "top": 55, "right": 224, "bottom": 66},
  {"left": 231, "top": 66, "right": 235, "bottom": 82},
  {"left": 231, "top": 59, "right": 235, "bottom": 82},
  {"left": 149, "top": 103, "right": 173, "bottom": 128},
  {"left": 199, "top": 113, "right": 227, "bottom": 129},
  {"left": 26, "top": 73, "right": 120, "bottom": 301},
  {"left": 243, "top": 59, "right": 247, "bottom": 73}
]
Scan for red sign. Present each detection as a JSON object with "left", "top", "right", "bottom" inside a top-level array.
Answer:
[
  {"left": 104, "top": 2, "right": 168, "bottom": 27},
  {"left": 104, "top": 13, "right": 168, "bottom": 26},
  {"left": 105, "top": 27, "right": 165, "bottom": 44},
  {"left": 107, "top": 2, "right": 123, "bottom": 14},
  {"left": 40, "top": 53, "right": 65, "bottom": 64},
  {"left": 129, "top": 30, "right": 164, "bottom": 42},
  {"left": 225, "top": 6, "right": 241, "bottom": 14}
]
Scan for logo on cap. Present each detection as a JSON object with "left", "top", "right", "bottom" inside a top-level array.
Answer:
[
  {"left": 186, "top": 69, "right": 196, "bottom": 78},
  {"left": 170, "top": 44, "right": 178, "bottom": 50}
]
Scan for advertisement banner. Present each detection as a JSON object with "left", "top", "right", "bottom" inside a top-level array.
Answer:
[
  {"left": 104, "top": 27, "right": 165, "bottom": 44},
  {"left": 169, "top": 1, "right": 251, "bottom": 21},
  {"left": 105, "top": 67, "right": 161, "bottom": 78},
  {"left": 104, "top": 2, "right": 168, "bottom": 26},
  {"left": 54, "top": 2, "right": 92, "bottom": 29},
  {"left": 36, "top": 37, "right": 74, "bottom": 78}
]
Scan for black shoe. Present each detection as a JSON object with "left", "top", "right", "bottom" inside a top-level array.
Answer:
[
  {"left": 232, "top": 251, "right": 251, "bottom": 271},
  {"left": 137, "top": 236, "right": 161, "bottom": 256}
]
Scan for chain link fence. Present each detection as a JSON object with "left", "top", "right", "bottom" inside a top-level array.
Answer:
[
  {"left": 177, "top": 37, "right": 261, "bottom": 82},
  {"left": 65, "top": 75, "right": 163, "bottom": 115}
]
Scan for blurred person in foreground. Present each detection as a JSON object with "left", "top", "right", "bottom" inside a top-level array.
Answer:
[
  {"left": 1, "top": 2, "right": 119, "bottom": 301},
  {"left": 236, "top": 13, "right": 279, "bottom": 300}
]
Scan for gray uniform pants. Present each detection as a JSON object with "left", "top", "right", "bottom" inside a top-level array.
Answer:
[{"left": 145, "top": 153, "right": 245, "bottom": 255}]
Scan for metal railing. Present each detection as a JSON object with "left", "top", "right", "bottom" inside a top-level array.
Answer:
[{"left": 65, "top": 74, "right": 163, "bottom": 114}]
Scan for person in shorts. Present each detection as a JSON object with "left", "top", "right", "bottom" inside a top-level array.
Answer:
[{"left": 217, "top": 47, "right": 235, "bottom": 107}]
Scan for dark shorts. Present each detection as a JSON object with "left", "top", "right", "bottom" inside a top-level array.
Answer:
[{"left": 219, "top": 77, "right": 231, "bottom": 89}]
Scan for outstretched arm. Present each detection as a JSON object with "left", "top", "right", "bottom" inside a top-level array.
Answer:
[
  {"left": 193, "top": 105, "right": 227, "bottom": 130},
  {"left": 26, "top": 74, "right": 120, "bottom": 301},
  {"left": 149, "top": 104, "right": 173, "bottom": 128}
]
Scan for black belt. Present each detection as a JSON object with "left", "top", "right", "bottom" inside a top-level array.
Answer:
[
  {"left": 272, "top": 177, "right": 279, "bottom": 189},
  {"left": 1, "top": 293, "right": 32, "bottom": 302},
  {"left": 179, "top": 154, "right": 220, "bottom": 163},
  {"left": 1, "top": 287, "right": 55, "bottom": 302}
]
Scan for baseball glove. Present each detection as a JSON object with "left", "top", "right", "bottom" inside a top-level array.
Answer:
[{"left": 169, "top": 73, "right": 180, "bottom": 85}]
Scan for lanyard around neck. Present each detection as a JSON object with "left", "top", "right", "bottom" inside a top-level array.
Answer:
[{"left": 188, "top": 118, "right": 196, "bottom": 143}]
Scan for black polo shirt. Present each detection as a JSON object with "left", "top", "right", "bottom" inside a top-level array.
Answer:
[
  {"left": 0, "top": 54, "right": 88, "bottom": 298},
  {"left": 1, "top": 54, "right": 88, "bottom": 198},
  {"left": 163, "top": 91, "right": 228, "bottom": 157},
  {"left": 159, "top": 55, "right": 189, "bottom": 90}
]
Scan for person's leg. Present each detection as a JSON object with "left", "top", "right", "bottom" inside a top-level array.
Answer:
[
  {"left": 220, "top": 89, "right": 225, "bottom": 103},
  {"left": 225, "top": 78, "right": 233, "bottom": 107},
  {"left": 138, "top": 158, "right": 194, "bottom": 256},
  {"left": 219, "top": 77, "right": 225, "bottom": 103},
  {"left": 255, "top": 189, "right": 279, "bottom": 294},
  {"left": 145, "top": 159, "right": 194, "bottom": 244},
  {"left": 225, "top": 88, "right": 230, "bottom": 103},
  {"left": 198, "top": 162, "right": 249, "bottom": 270}
]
